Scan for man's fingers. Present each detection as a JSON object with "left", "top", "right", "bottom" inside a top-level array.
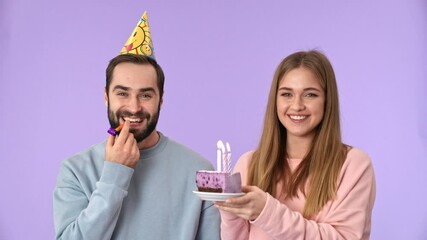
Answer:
[
  {"left": 106, "top": 133, "right": 115, "bottom": 147},
  {"left": 132, "top": 141, "right": 140, "bottom": 159},
  {"left": 114, "top": 121, "right": 130, "bottom": 145},
  {"left": 127, "top": 132, "right": 135, "bottom": 143}
]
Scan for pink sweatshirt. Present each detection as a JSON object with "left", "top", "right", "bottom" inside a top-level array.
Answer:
[{"left": 220, "top": 148, "right": 376, "bottom": 240}]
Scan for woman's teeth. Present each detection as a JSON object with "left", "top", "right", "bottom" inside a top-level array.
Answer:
[{"left": 289, "top": 115, "right": 307, "bottom": 120}]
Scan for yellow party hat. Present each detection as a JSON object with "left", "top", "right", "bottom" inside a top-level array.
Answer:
[{"left": 120, "top": 11, "right": 155, "bottom": 59}]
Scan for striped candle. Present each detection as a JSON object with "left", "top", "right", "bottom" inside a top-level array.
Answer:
[{"left": 226, "top": 142, "right": 231, "bottom": 174}]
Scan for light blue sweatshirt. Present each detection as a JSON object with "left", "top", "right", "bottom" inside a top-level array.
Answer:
[{"left": 53, "top": 132, "right": 220, "bottom": 240}]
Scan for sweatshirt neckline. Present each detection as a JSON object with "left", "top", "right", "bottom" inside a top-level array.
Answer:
[{"left": 139, "top": 131, "right": 167, "bottom": 159}]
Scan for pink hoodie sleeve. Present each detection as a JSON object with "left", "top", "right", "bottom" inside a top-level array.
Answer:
[
  {"left": 221, "top": 149, "right": 376, "bottom": 240},
  {"left": 220, "top": 151, "right": 253, "bottom": 240}
]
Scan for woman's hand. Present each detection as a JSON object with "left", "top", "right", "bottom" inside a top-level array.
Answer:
[{"left": 215, "top": 185, "right": 267, "bottom": 221}]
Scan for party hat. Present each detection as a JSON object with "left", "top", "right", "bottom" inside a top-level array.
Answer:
[{"left": 120, "top": 11, "right": 155, "bottom": 59}]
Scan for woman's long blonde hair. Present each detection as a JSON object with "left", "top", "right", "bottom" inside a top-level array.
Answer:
[{"left": 247, "top": 50, "right": 348, "bottom": 218}]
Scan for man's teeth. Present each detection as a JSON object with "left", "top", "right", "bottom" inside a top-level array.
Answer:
[
  {"left": 123, "top": 117, "right": 143, "bottom": 123},
  {"left": 290, "top": 115, "right": 307, "bottom": 120}
]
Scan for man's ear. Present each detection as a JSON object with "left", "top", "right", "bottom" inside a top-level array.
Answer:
[{"left": 104, "top": 88, "right": 108, "bottom": 107}]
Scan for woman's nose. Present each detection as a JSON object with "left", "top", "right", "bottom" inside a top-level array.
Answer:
[{"left": 291, "top": 97, "right": 305, "bottom": 111}]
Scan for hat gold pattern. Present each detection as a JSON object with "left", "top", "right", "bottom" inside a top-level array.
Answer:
[{"left": 120, "top": 11, "right": 155, "bottom": 59}]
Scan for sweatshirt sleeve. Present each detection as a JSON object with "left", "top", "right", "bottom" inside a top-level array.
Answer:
[
  {"left": 250, "top": 149, "right": 376, "bottom": 240},
  {"left": 220, "top": 151, "right": 253, "bottom": 240},
  {"left": 196, "top": 200, "right": 221, "bottom": 240},
  {"left": 53, "top": 161, "right": 134, "bottom": 240}
]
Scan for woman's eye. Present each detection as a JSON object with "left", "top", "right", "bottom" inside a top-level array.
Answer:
[
  {"left": 281, "top": 93, "right": 291, "bottom": 97},
  {"left": 305, "top": 93, "right": 318, "bottom": 97}
]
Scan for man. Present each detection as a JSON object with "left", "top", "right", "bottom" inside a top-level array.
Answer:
[{"left": 53, "top": 53, "right": 220, "bottom": 239}]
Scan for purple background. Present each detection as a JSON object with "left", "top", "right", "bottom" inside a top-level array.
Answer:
[{"left": 1, "top": 0, "right": 426, "bottom": 239}]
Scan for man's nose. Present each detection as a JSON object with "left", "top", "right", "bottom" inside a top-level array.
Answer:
[{"left": 128, "top": 97, "right": 142, "bottom": 112}]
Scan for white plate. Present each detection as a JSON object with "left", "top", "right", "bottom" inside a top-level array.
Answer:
[{"left": 193, "top": 191, "right": 245, "bottom": 202}]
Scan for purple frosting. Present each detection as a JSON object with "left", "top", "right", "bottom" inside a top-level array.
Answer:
[{"left": 196, "top": 171, "right": 242, "bottom": 193}]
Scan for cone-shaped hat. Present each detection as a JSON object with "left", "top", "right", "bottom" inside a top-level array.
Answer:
[{"left": 120, "top": 11, "right": 155, "bottom": 59}]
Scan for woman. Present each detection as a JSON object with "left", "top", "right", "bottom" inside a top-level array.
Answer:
[{"left": 215, "top": 50, "right": 376, "bottom": 239}]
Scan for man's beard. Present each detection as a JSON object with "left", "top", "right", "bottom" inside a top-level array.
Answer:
[{"left": 107, "top": 103, "right": 160, "bottom": 143}]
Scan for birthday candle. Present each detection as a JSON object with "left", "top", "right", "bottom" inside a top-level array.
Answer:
[
  {"left": 217, "top": 140, "right": 225, "bottom": 172},
  {"left": 226, "top": 142, "right": 231, "bottom": 174},
  {"left": 217, "top": 149, "right": 221, "bottom": 172},
  {"left": 221, "top": 144, "right": 226, "bottom": 173}
]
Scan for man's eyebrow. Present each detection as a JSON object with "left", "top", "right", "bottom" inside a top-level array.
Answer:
[
  {"left": 112, "top": 86, "right": 155, "bottom": 92},
  {"left": 112, "top": 85, "right": 129, "bottom": 91},
  {"left": 139, "top": 87, "right": 156, "bottom": 93}
]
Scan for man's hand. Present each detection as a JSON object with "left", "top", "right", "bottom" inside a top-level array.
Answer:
[
  {"left": 215, "top": 186, "right": 267, "bottom": 221},
  {"left": 105, "top": 121, "right": 140, "bottom": 168}
]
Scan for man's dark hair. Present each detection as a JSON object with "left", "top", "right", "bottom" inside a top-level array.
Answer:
[{"left": 105, "top": 54, "right": 165, "bottom": 98}]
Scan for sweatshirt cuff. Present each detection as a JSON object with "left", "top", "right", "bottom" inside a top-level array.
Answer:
[
  {"left": 99, "top": 161, "right": 134, "bottom": 190},
  {"left": 220, "top": 209, "right": 240, "bottom": 221},
  {"left": 250, "top": 192, "right": 276, "bottom": 225}
]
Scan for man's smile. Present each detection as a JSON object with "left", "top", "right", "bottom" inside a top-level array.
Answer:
[{"left": 122, "top": 117, "right": 144, "bottom": 123}]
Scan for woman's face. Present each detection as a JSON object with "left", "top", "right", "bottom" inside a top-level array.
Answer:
[{"left": 276, "top": 67, "right": 325, "bottom": 141}]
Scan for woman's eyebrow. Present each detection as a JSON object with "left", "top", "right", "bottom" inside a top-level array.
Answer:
[
  {"left": 303, "top": 87, "right": 322, "bottom": 92},
  {"left": 277, "top": 87, "right": 322, "bottom": 92}
]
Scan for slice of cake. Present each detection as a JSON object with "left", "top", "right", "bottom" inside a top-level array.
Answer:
[{"left": 196, "top": 171, "right": 241, "bottom": 193}]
